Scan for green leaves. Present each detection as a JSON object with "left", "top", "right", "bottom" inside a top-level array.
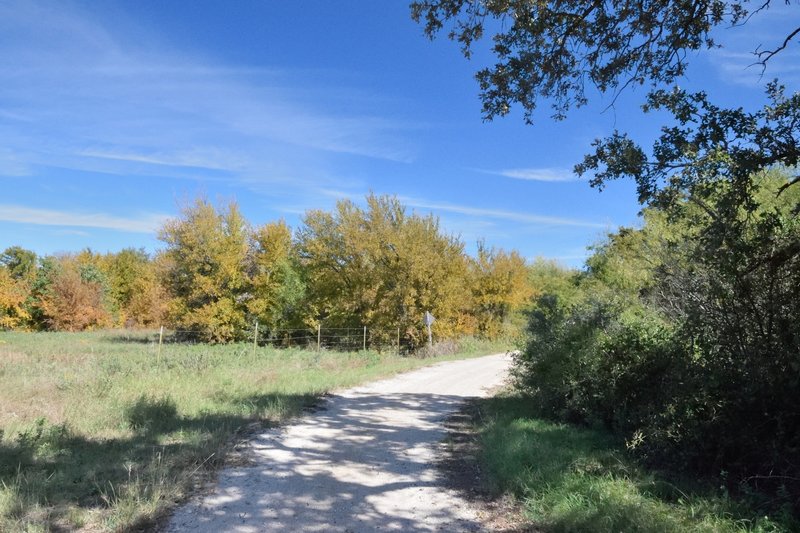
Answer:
[{"left": 413, "top": 0, "right": 752, "bottom": 122}]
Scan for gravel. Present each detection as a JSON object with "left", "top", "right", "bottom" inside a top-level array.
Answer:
[{"left": 166, "top": 353, "right": 511, "bottom": 532}]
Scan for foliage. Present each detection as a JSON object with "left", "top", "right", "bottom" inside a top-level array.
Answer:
[
  {"left": 159, "top": 199, "right": 251, "bottom": 342},
  {"left": 0, "top": 246, "right": 36, "bottom": 281},
  {"left": 414, "top": 0, "right": 800, "bottom": 517},
  {"left": 577, "top": 83, "right": 800, "bottom": 219},
  {"left": 471, "top": 242, "right": 531, "bottom": 340},
  {"left": 37, "top": 259, "right": 111, "bottom": 332},
  {"left": 248, "top": 220, "right": 306, "bottom": 333},
  {"left": 97, "top": 247, "right": 168, "bottom": 327},
  {"left": 0, "top": 268, "right": 29, "bottom": 329},
  {"left": 117, "top": 252, "right": 169, "bottom": 328},
  {"left": 297, "top": 194, "right": 475, "bottom": 348},
  {"left": 2, "top": 195, "right": 533, "bottom": 345},
  {"left": 410, "top": 0, "right": 777, "bottom": 121},
  {"left": 515, "top": 170, "right": 800, "bottom": 512},
  {"left": 477, "top": 391, "right": 792, "bottom": 531}
]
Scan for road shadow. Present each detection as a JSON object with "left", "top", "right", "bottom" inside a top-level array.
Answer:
[{"left": 166, "top": 390, "right": 487, "bottom": 532}]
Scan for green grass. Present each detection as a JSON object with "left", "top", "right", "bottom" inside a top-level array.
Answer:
[
  {"left": 477, "top": 390, "right": 792, "bottom": 533},
  {"left": 0, "top": 330, "right": 507, "bottom": 532}
]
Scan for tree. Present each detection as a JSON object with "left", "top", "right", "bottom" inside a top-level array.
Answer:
[
  {"left": 470, "top": 242, "right": 531, "bottom": 339},
  {"left": 0, "top": 267, "right": 30, "bottom": 329},
  {"left": 159, "top": 198, "right": 251, "bottom": 342},
  {"left": 413, "top": 1, "right": 799, "bottom": 205},
  {"left": 0, "top": 246, "right": 37, "bottom": 329},
  {"left": 413, "top": 0, "right": 800, "bottom": 510},
  {"left": 98, "top": 248, "right": 169, "bottom": 327},
  {"left": 297, "top": 194, "right": 472, "bottom": 348},
  {"left": 37, "top": 257, "right": 111, "bottom": 331},
  {"left": 576, "top": 84, "right": 800, "bottom": 244},
  {"left": 412, "top": 0, "right": 794, "bottom": 121},
  {"left": 1, "top": 246, "right": 37, "bottom": 281},
  {"left": 248, "top": 220, "right": 306, "bottom": 333}
]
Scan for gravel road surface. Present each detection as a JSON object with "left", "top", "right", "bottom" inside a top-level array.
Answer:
[{"left": 166, "top": 353, "right": 511, "bottom": 532}]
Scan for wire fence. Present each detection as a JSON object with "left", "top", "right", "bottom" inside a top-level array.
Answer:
[{"left": 134, "top": 323, "right": 420, "bottom": 356}]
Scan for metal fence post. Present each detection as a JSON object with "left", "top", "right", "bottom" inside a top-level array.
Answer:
[
  {"left": 253, "top": 320, "right": 259, "bottom": 357},
  {"left": 317, "top": 323, "right": 321, "bottom": 351},
  {"left": 158, "top": 325, "right": 164, "bottom": 363},
  {"left": 363, "top": 326, "right": 367, "bottom": 351}
]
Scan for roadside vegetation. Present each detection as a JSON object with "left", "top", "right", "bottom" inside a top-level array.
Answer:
[
  {"left": 468, "top": 169, "right": 799, "bottom": 531},
  {"left": 0, "top": 330, "right": 506, "bottom": 532},
  {"left": 477, "top": 391, "right": 790, "bottom": 532}
]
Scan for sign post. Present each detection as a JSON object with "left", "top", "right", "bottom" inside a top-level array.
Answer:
[{"left": 423, "top": 311, "right": 435, "bottom": 347}]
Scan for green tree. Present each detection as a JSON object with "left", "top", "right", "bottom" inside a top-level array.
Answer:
[
  {"left": 159, "top": 198, "right": 251, "bottom": 342},
  {"left": 0, "top": 246, "right": 37, "bottom": 281},
  {"left": 103, "top": 248, "right": 149, "bottom": 310},
  {"left": 248, "top": 220, "right": 306, "bottom": 333}
]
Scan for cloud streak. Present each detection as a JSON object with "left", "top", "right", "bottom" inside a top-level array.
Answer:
[
  {"left": 0, "top": 0, "right": 417, "bottom": 191},
  {"left": 401, "top": 197, "right": 608, "bottom": 229},
  {"left": 0, "top": 205, "right": 169, "bottom": 233},
  {"left": 480, "top": 167, "right": 578, "bottom": 182}
]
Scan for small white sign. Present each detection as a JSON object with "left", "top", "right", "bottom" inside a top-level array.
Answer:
[{"left": 423, "top": 311, "right": 436, "bottom": 326}]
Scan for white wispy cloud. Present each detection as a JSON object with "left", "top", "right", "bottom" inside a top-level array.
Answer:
[
  {"left": 0, "top": 0, "right": 417, "bottom": 189},
  {"left": 0, "top": 205, "right": 169, "bottom": 233},
  {"left": 400, "top": 197, "right": 608, "bottom": 229},
  {"left": 479, "top": 167, "right": 578, "bottom": 182},
  {"left": 79, "top": 148, "right": 248, "bottom": 172}
]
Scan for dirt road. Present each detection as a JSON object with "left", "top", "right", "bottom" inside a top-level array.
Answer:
[{"left": 166, "top": 353, "right": 511, "bottom": 532}]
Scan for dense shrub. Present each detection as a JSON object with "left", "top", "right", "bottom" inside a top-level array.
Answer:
[{"left": 515, "top": 171, "right": 800, "bottom": 511}]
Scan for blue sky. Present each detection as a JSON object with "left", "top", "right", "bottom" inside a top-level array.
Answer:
[{"left": 1, "top": 1, "right": 797, "bottom": 266}]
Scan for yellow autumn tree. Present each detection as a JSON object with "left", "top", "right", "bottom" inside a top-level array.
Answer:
[
  {"left": 96, "top": 248, "right": 168, "bottom": 327},
  {"left": 297, "top": 194, "right": 472, "bottom": 348},
  {"left": 0, "top": 267, "right": 30, "bottom": 329},
  {"left": 470, "top": 242, "right": 532, "bottom": 339},
  {"left": 159, "top": 198, "right": 251, "bottom": 342}
]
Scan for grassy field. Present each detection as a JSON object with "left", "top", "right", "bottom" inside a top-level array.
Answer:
[
  {"left": 476, "top": 391, "right": 794, "bottom": 533},
  {"left": 0, "top": 330, "right": 506, "bottom": 532}
]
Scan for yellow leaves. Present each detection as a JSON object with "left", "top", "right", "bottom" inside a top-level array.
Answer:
[
  {"left": 0, "top": 268, "right": 29, "bottom": 329},
  {"left": 159, "top": 199, "right": 252, "bottom": 341},
  {"left": 471, "top": 243, "right": 532, "bottom": 339},
  {"left": 297, "top": 193, "right": 477, "bottom": 347}
]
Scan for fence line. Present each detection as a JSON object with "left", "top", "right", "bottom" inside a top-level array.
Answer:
[{"left": 146, "top": 322, "right": 417, "bottom": 355}]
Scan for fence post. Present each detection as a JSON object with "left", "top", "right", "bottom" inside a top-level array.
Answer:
[
  {"left": 317, "top": 323, "right": 321, "bottom": 351},
  {"left": 157, "top": 325, "right": 164, "bottom": 363},
  {"left": 397, "top": 327, "right": 400, "bottom": 356},
  {"left": 363, "top": 326, "right": 367, "bottom": 352},
  {"left": 253, "top": 320, "right": 259, "bottom": 357}
]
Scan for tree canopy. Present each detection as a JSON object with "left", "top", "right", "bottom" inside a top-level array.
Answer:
[{"left": 412, "top": 0, "right": 796, "bottom": 121}]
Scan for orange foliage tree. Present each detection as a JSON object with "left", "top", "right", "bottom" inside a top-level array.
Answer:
[{"left": 38, "top": 260, "right": 111, "bottom": 331}]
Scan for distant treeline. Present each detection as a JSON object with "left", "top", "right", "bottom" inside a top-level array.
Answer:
[{"left": 0, "top": 194, "right": 534, "bottom": 348}]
